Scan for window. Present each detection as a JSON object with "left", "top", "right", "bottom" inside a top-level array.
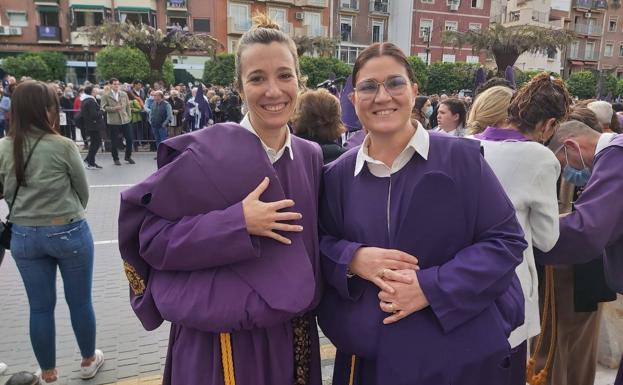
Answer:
[
  {"left": 421, "top": 0, "right": 434, "bottom": 4},
  {"left": 569, "top": 41, "right": 580, "bottom": 57},
  {"left": 228, "top": 38, "right": 239, "bottom": 53},
  {"left": 39, "top": 9, "right": 59, "bottom": 27},
  {"left": 445, "top": 21, "right": 458, "bottom": 31},
  {"left": 619, "top": 44, "right": 623, "bottom": 57},
  {"left": 74, "top": 11, "right": 104, "bottom": 28},
  {"left": 228, "top": 3, "right": 251, "bottom": 31},
  {"left": 340, "top": 16, "right": 353, "bottom": 41},
  {"left": 120, "top": 12, "right": 150, "bottom": 25},
  {"left": 468, "top": 23, "right": 481, "bottom": 31},
  {"left": 466, "top": 55, "right": 479, "bottom": 63},
  {"left": 609, "top": 18, "right": 617, "bottom": 32},
  {"left": 341, "top": 0, "right": 359, "bottom": 9},
  {"left": 168, "top": 16, "right": 187, "bottom": 30},
  {"left": 471, "top": 0, "right": 483, "bottom": 8},
  {"left": 268, "top": 8, "right": 287, "bottom": 31},
  {"left": 605, "top": 42, "right": 614, "bottom": 56},
  {"left": 442, "top": 54, "right": 456, "bottom": 63},
  {"left": 305, "top": 12, "right": 323, "bottom": 37},
  {"left": 338, "top": 45, "right": 362, "bottom": 65},
  {"left": 419, "top": 19, "right": 433, "bottom": 40},
  {"left": 509, "top": 11, "right": 520, "bottom": 22},
  {"left": 7, "top": 11, "right": 28, "bottom": 27},
  {"left": 585, "top": 41, "right": 595, "bottom": 59},
  {"left": 193, "top": 18, "right": 210, "bottom": 32},
  {"left": 372, "top": 20, "right": 384, "bottom": 43}
]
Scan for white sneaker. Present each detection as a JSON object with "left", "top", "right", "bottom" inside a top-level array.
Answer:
[
  {"left": 0, "top": 362, "right": 7, "bottom": 375},
  {"left": 35, "top": 368, "right": 59, "bottom": 384},
  {"left": 80, "top": 349, "right": 104, "bottom": 380}
]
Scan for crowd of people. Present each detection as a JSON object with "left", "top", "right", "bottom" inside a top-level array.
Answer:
[{"left": 0, "top": 11, "right": 623, "bottom": 385}]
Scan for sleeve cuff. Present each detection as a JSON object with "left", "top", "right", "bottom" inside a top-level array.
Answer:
[{"left": 416, "top": 266, "right": 454, "bottom": 333}]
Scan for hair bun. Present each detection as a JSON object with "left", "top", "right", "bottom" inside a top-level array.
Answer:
[{"left": 252, "top": 12, "right": 281, "bottom": 31}]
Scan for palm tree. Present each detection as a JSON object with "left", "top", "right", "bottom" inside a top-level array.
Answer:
[
  {"left": 312, "top": 37, "right": 339, "bottom": 58},
  {"left": 293, "top": 35, "right": 315, "bottom": 57},
  {"left": 442, "top": 24, "right": 573, "bottom": 76}
]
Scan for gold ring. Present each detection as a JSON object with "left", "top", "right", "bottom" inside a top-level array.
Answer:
[
  {"left": 389, "top": 303, "right": 394, "bottom": 312},
  {"left": 381, "top": 268, "right": 389, "bottom": 278}
]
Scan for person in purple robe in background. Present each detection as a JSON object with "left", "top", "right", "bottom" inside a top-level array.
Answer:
[
  {"left": 535, "top": 121, "right": 623, "bottom": 385},
  {"left": 117, "top": 14, "right": 324, "bottom": 385},
  {"left": 183, "top": 84, "right": 213, "bottom": 131},
  {"left": 317, "top": 42, "right": 528, "bottom": 385}
]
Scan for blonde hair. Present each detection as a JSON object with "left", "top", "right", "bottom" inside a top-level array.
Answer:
[
  {"left": 467, "top": 86, "right": 514, "bottom": 135},
  {"left": 234, "top": 12, "right": 304, "bottom": 91}
]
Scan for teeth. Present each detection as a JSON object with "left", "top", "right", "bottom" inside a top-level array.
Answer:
[
  {"left": 375, "top": 109, "right": 394, "bottom": 115},
  {"left": 264, "top": 103, "right": 286, "bottom": 112}
]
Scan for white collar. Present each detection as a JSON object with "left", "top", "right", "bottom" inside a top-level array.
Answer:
[
  {"left": 240, "top": 114, "right": 294, "bottom": 164},
  {"left": 354, "top": 121, "right": 429, "bottom": 176},
  {"left": 596, "top": 132, "right": 617, "bottom": 155}
]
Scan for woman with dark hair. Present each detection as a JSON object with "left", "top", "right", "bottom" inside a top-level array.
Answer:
[
  {"left": 317, "top": 42, "right": 526, "bottom": 385},
  {"left": 0, "top": 81, "right": 103, "bottom": 384},
  {"left": 435, "top": 97, "right": 467, "bottom": 136},
  {"left": 292, "top": 88, "right": 347, "bottom": 164},
  {"left": 411, "top": 95, "right": 432, "bottom": 129}
]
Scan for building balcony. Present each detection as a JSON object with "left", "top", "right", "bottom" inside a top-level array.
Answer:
[
  {"left": 295, "top": 24, "right": 328, "bottom": 37},
  {"left": 370, "top": 0, "right": 390, "bottom": 14},
  {"left": 34, "top": 0, "right": 60, "bottom": 3},
  {"left": 0, "top": 26, "right": 23, "bottom": 36},
  {"left": 37, "top": 25, "right": 61, "bottom": 42},
  {"left": 167, "top": 0, "right": 187, "bottom": 10},
  {"left": 568, "top": 50, "right": 599, "bottom": 60},
  {"left": 574, "top": 23, "right": 603, "bottom": 36},
  {"left": 340, "top": 0, "right": 359, "bottom": 12},
  {"left": 70, "top": 31, "right": 93, "bottom": 45},
  {"left": 573, "top": 0, "right": 608, "bottom": 9},
  {"left": 227, "top": 17, "right": 252, "bottom": 35},
  {"left": 295, "top": 0, "right": 328, "bottom": 7}
]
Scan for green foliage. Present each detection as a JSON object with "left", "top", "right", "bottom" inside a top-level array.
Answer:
[
  {"left": 602, "top": 75, "right": 618, "bottom": 96},
  {"left": 566, "top": 71, "right": 596, "bottom": 99},
  {"left": 299, "top": 56, "right": 351, "bottom": 89},
  {"left": 96, "top": 46, "right": 173, "bottom": 85},
  {"left": 174, "top": 69, "right": 196, "bottom": 85},
  {"left": 34, "top": 52, "right": 66, "bottom": 81},
  {"left": 203, "top": 53, "right": 235, "bottom": 86},
  {"left": 2, "top": 54, "right": 52, "bottom": 80},
  {"left": 515, "top": 70, "right": 542, "bottom": 88},
  {"left": 424, "top": 62, "right": 478, "bottom": 94},
  {"left": 617, "top": 79, "right": 623, "bottom": 97},
  {"left": 407, "top": 56, "right": 428, "bottom": 90}
]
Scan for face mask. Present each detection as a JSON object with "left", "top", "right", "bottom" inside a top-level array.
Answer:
[
  {"left": 562, "top": 143, "right": 591, "bottom": 186},
  {"left": 424, "top": 105, "right": 433, "bottom": 118}
]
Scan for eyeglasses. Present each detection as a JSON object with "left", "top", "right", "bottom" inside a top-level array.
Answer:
[{"left": 354, "top": 75, "right": 409, "bottom": 101}]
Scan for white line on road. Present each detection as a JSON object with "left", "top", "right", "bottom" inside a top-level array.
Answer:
[{"left": 90, "top": 184, "right": 133, "bottom": 188}]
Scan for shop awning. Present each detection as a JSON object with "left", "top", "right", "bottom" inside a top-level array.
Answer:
[
  {"left": 116, "top": 6, "right": 154, "bottom": 13},
  {"left": 71, "top": 4, "right": 107, "bottom": 10},
  {"left": 37, "top": 5, "right": 60, "bottom": 12},
  {"left": 167, "top": 10, "right": 188, "bottom": 16}
]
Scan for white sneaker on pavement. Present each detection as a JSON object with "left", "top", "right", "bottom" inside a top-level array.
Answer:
[
  {"left": 80, "top": 349, "right": 104, "bottom": 380},
  {"left": 35, "top": 368, "right": 58, "bottom": 384}
]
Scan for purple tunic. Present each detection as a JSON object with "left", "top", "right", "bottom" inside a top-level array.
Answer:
[
  {"left": 535, "top": 134, "right": 623, "bottom": 383},
  {"left": 118, "top": 123, "right": 324, "bottom": 385},
  {"left": 343, "top": 130, "right": 365, "bottom": 149},
  {"left": 318, "top": 132, "right": 527, "bottom": 385}
]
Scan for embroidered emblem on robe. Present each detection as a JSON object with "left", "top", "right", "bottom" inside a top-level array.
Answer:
[{"left": 124, "top": 261, "right": 146, "bottom": 296}]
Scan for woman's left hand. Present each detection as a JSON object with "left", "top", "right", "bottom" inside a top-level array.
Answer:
[{"left": 378, "top": 269, "right": 429, "bottom": 325}]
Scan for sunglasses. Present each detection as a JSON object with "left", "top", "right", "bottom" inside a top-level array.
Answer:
[{"left": 354, "top": 75, "right": 409, "bottom": 101}]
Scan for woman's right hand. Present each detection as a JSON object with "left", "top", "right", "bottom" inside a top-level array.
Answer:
[
  {"left": 349, "top": 247, "right": 419, "bottom": 293},
  {"left": 242, "top": 177, "right": 303, "bottom": 245}
]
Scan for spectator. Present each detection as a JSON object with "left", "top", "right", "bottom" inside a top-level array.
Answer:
[
  {"left": 168, "top": 90, "right": 185, "bottom": 137},
  {"left": 434, "top": 98, "right": 466, "bottom": 136},
  {"left": 569, "top": 106, "right": 602, "bottom": 133},
  {"left": 127, "top": 92, "right": 144, "bottom": 149},
  {"left": 80, "top": 85, "right": 105, "bottom": 169},
  {"left": 60, "top": 87, "right": 76, "bottom": 140},
  {"left": 0, "top": 81, "right": 104, "bottom": 384},
  {"left": 100, "top": 78, "right": 134, "bottom": 166},
  {"left": 412, "top": 96, "right": 432, "bottom": 129},
  {"left": 292, "top": 88, "right": 347, "bottom": 164},
  {"left": 466, "top": 86, "right": 514, "bottom": 135},
  {"left": 148, "top": 90, "right": 172, "bottom": 149},
  {"left": 587, "top": 100, "right": 617, "bottom": 133},
  {"left": 0, "top": 83, "right": 15, "bottom": 138}
]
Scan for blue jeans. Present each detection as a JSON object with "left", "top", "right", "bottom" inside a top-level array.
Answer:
[
  {"left": 152, "top": 125, "right": 168, "bottom": 149},
  {"left": 11, "top": 220, "right": 96, "bottom": 370}
]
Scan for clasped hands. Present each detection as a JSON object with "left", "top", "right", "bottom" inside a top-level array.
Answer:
[{"left": 349, "top": 247, "right": 429, "bottom": 324}]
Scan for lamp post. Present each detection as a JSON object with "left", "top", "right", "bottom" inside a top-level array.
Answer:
[
  {"left": 83, "top": 43, "right": 90, "bottom": 83},
  {"left": 424, "top": 26, "right": 431, "bottom": 65}
]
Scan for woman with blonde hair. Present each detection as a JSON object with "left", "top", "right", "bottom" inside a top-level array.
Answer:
[
  {"left": 466, "top": 86, "right": 514, "bottom": 135},
  {"left": 118, "top": 12, "right": 323, "bottom": 385}
]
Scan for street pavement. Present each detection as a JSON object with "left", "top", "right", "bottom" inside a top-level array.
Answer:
[{"left": 0, "top": 152, "right": 618, "bottom": 385}]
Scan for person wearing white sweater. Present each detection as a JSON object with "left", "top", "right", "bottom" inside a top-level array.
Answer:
[{"left": 468, "top": 73, "right": 573, "bottom": 385}]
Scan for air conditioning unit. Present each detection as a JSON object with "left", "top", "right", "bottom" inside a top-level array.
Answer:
[
  {"left": 8, "top": 27, "right": 22, "bottom": 35},
  {"left": 295, "top": 12, "right": 304, "bottom": 20},
  {"left": 449, "top": 3, "right": 459, "bottom": 10},
  {"left": 0, "top": 26, "right": 6, "bottom": 35},
  {"left": 584, "top": 12, "right": 592, "bottom": 17}
]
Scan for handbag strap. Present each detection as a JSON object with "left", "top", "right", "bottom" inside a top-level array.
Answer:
[{"left": 6, "top": 134, "right": 46, "bottom": 220}]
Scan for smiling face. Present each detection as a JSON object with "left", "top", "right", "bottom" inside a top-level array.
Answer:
[
  {"left": 239, "top": 41, "right": 299, "bottom": 132},
  {"left": 351, "top": 55, "right": 417, "bottom": 136},
  {"left": 437, "top": 103, "right": 459, "bottom": 132}
]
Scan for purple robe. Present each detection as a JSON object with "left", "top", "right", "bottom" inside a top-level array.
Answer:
[
  {"left": 317, "top": 132, "right": 527, "bottom": 385},
  {"left": 535, "top": 134, "right": 623, "bottom": 383},
  {"left": 343, "top": 130, "right": 365, "bottom": 149},
  {"left": 118, "top": 123, "right": 324, "bottom": 385}
]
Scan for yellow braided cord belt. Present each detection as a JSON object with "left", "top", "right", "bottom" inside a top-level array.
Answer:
[
  {"left": 348, "top": 355, "right": 356, "bottom": 385},
  {"left": 220, "top": 332, "right": 236, "bottom": 385}
]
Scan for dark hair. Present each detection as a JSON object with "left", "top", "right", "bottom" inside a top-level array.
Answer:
[
  {"left": 9, "top": 81, "right": 60, "bottom": 186},
  {"left": 568, "top": 106, "right": 602, "bottom": 133},
  {"left": 612, "top": 103, "right": 623, "bottom": 113},
  {"left": 440, "top": 98, "right": 467, "bottom": 128},
  {"left": 292, "top": 88, "right": 345, "bottom": 143},
  {"left": 507, "top": 72, "right": 571, "bottom": 134},
  {"left": 475, "top": 77, "right": 513, "bottom": 97},
  {"left": 109, "top": 78, "right": 119, "bottom": 84},
  {"left": 5, "top": 371, "right": 40, "bottom": 385},
  {"left": 126, "top": 91, "right": 135, "bottom": 101},
  {"left": 352, "top": 42, "right": 416, "bottom": 85},
  {"left": 84, "top": 85, "right": 94, "bottom": 95},
  {"left": 132, "top": 80, "right": 142, "bottom": 85},
  {"left": 412, "top": 96, "right": 430, "bottom": 127}
]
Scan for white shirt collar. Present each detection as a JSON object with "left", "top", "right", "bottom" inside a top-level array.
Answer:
[
  {"left": 595, "top": 132, "right": 617, "bottom": 155},
  {"left": 354, "top": 121, "right": 429, "bottom": 177},
  {"left": 240, "top": 114, "right": 294, "bottom": 164}
]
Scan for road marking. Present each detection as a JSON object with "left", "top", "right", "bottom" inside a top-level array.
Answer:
[
  {"left": 94, "top": 240, "right": 119, "bottom": 245},
  {"left": 90, "top": 184, "right": 134, "bottom": 188}
]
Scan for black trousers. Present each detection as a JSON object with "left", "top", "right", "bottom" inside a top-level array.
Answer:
[
  {"left": 108, "top": 123, "right": 133, "bottom": 161},
  {"left": 85, "top": 130, "right": 101, "bottom": 166}
]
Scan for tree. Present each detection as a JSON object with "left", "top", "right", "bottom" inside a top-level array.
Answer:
[
  {"left": 174, "top": 69, "right": 197, "bottom": 86},
  {"left": 617, "top": 79, "right": 623, "bottom": 98},
  {"left": 2, "top": 55, "right": 51, "bottom": 80},
  {"left": 602, "top": 74, "right": 618, "bottom": 97},
  {"left": 293, "top": 36, "right": 338, "bottom": 57},
  {"left": 425, "top": 62, "right": 478, "bottom": 95},
  {"left": 203, "top": 53, "right": 236, "bottom": 86},
  {"left": 299, "top": 56, "right": 351, "bottom": 88},
  {"left": 34, "top": 52, "right": 67, "bottom": 81},
  {"left": 443, "top": 24, "right": 573, "bottom": 76},
  {"left": 566, "top": 71, "right": 596, "bottom": 99},
  {"left": 407, "top": 56, "right": 428, "bottom": 89},
  {"left": 83, "top": 22, "right": 220, "bottom": 84},
  {"left": 96, "top": 46, "right": 150, "bottom": 83}
]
